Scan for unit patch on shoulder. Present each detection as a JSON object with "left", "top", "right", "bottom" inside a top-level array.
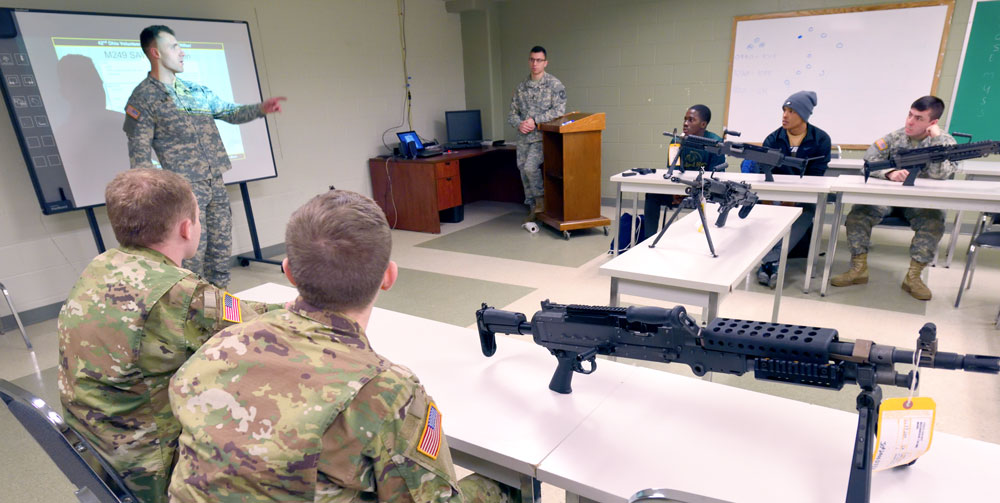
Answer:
[
  {"left": 125, "top": 104, "right": 141, "bottom": 120},
  {"left": 417, "top": 401, "right": 443, "bottom": 459},
  {"left": 875, "top": 138, "right": 888, "bottom": 151},
  {"left": 222, "top": 292, "right": 242, "bottom": 323}
]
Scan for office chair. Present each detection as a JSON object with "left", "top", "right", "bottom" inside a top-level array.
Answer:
[
  {"left": 0, "top": 379, "right": 137, "bottom": 503},
  {"left": 954, "top": 213, "right": 1000, "bottom": 326},
  {"left": 629, "top": 488, "right": 687, "bottom": 503}
]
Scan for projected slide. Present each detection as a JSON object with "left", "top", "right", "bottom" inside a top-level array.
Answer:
[{"left": 0, "top": 9, "right": 276, "bottom": 213}]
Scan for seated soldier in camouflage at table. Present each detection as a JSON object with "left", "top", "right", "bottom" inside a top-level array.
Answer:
[
  {"left": 58, "top": 168, "right": 271, "bottom": 503},
  {"left": 168, "top": 189, "right": 517, "bottom": 503}
]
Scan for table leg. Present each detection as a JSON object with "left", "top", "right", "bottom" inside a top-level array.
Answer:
[
  {"left": 945, "top": 209, "right": 962, "bottom": 268},
  {"left": 706, "top": 293, "right": 718, "bottom": 324},
  {"left": 803, "top": 193, "right": 826, "bottom": 293},
  {"left": 519, "top": 475, "right": 541, "bottom": 503},
  {"left": 773, "top": 229, "right": 790, "bottom": 322},
  {"left": 820, "top": 193, "right": 844, "bottom": 297},
  {"left": 613, "top": 184, "right": 623, "bottom": 255},
  {"left": 631, "top": 192, "right": 639, "bottom": 247},
  {"left": 610, "top": 278, "right": 620, "bottom": 307}
]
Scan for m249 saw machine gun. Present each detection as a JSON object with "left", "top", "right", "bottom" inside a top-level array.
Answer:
[{"left": 475, "top": 300, "right": 1000, "bottom": 503}]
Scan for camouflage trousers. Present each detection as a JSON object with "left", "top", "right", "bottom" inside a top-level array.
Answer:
[
  {"left": 458, "top": 474, "right": 521, "bottom": 503},
  {"left": 516, "top": 141, "right": 544, "bottom": 206},
  {"left": 844, "top": 205, "right": 945, "bottom": 264},
  {"left": 183, "top": 176, "right": 232, "bottom": 288}
]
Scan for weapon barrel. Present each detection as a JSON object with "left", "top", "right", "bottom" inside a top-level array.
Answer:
[{"left": 829, "top": 341, "right": 1000, "bottom": 373}]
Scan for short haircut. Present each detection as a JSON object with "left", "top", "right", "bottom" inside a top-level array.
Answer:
[
  {"left": 105, "top": 168, "right": 197, "bottom": 248},
  {"left": 140, "top": 25, "right": 174, "bottom": 56},
  {"left": 530, "top": 46, "right": 547, "bottom": 58},
  {"left": 285, "top": 190, "right": 392, "bottom": 312},
  {"left": 911, "top": 95, "right": 945, "bottom": 121},
  {"left": 689, "top": 104, "right": 711, "bottom": 124}
]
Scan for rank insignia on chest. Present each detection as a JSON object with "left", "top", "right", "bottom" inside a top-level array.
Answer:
[
  {"left": 125, "top": 104, "right": 141, "bottom": 120},
  {"left": 417, "top": 402, "right": 442, "bottom": 459},
  {"left": 222, "top": 292, "right": 242, "bottom": 323},
  {"left": 875, "top": 138, "right": 888, "bottom": 151}
]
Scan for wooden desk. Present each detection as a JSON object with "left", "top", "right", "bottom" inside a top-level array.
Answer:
[
  {"left": 368, "top": 146, "right": 522, "bottom": 233},
  {"left": 600, "top": 204, "right": 801, "bottom": 323},
  {"left": 820, "top": 175, "right": 1000, "bottom": 296},
  {"left": 611, "top": 171, "right": 831, "bottom": 293}
]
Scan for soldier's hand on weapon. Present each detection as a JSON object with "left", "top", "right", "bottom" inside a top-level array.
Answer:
[
  {"left": 926, "top": 123, "right": 942, "bottom": 138},
  {"left": 260, "top": 96, "right": 287, "bottom": 114},
  {"left": 887, "top": 169, "right": 910, "bottom": 183}
]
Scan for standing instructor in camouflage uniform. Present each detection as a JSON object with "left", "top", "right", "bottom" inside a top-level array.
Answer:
[
  {"left": 169, "top": 190, "right": 517, "bottom": 503},
  {"left": 508, "top": 45, "right": 566, "bottom": 219},
  {"left": 830, "top": 96, "right": 958, "bottom": 300},
  {"left": 124, "top": 25, "right": 286, "bottom": 288},
  {"left": 58, "top": 169, "right": 270, "bottom": 503}
]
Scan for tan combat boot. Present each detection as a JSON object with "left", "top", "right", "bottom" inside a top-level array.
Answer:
[
  {"left": 533, "top": 196, "right": 545, "bottom": 215},
  {"left": 830, "top": 253, "right": 869, "bottom": 287},
  {"left": 901, "top": 259, "right": 932, "bottom": 301}
]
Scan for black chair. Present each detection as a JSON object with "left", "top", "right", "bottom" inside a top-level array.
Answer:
[
  {"left": 954, "top": 214, "right": 1000, "bottom": 327},
  {"left": 0, "top": 379, "right": 137, "bottom": 503}
]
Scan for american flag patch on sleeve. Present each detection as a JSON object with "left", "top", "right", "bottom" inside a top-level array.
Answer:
[
  {"left": 125, "top": 104, "right": 141, "bottom": 120},
  {"left": 875, "top": 138, "right": 888, "bottom": 151},
  {"left": 222, "top": 292, "right": 242, "bottom": 323},
  {"left": 417, "top": 402, "right": 442, "bottom": 459}
]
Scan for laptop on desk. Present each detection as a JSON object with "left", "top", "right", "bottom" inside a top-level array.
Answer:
[{"left": 396, "top": 131, "right": 441, "bottom": 158}]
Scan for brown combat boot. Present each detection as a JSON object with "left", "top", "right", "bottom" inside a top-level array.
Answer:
[
  {"left": 830, "top": 253, "right": 869, "bottom": 287},
  {"left": 901, "top": 259, "right": 932, "bottom": 301}
]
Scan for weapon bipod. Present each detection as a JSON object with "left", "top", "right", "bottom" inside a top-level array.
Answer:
[{"left": 648, "top": 170, "right": 717, "bottom": 257}]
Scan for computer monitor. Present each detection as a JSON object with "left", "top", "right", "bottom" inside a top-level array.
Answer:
[
  {"left": 395, "top": 131, "right": 424, "bottom": 150},
  {"left": 445, "top": 110, "right": 483, "bottom": 143}
]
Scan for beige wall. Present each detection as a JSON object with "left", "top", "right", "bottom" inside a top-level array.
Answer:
[
  {"left": 483, "top": 0, "right": 972, "bottom": 198},
  {"left": 0, "top": 0, "right": 465, "bottom": 314}
]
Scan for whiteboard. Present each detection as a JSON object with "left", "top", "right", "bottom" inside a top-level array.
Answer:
[
  {"left": 0, "top": 8, "right": 277, "bottom": 214},
  {"left": 726, "top": 3, "right": 953, "bottom": 147}
]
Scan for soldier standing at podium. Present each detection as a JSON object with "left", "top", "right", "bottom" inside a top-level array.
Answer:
[{"left": 508, "top": 45, "right": 566, "bottom": 221}]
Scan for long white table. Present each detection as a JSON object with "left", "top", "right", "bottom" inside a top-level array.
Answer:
[
  {"left": 819, "top": 175, "right": 1000, "bottom": 296},
  {"left": 601, "top": 204, "right": 800, "bottom": 323},
  {"left": 536, "top": 360, "right": 1000, "bottom": 503},
  {"left": 236, "top": 283, "right": 637, "bottom": 502},
  {"left": 827, "top": 157, "right": 865, "bottom": 176},
  {"left": 238, "top": 284, "right": 1000, "bottom": 503},
  {"left": 611, "top": 171, "right": 833, "bottom": 293}
]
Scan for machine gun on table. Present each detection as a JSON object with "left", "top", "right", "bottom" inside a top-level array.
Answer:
[
  {"left": 664, "top": 129, "right": 819, "bottom": 181},
  {"left": 475, "top": 300, "right": 1000, "bottom": 503},
  {"left": 863, "top": 140, "right": 1000, "bottom": 186},
  {"left": 647, "top": 169, "right": 758, "bottom": 257}
]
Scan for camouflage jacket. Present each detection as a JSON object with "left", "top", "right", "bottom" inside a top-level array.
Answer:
[
  {"left": 864, "top": 127, "right": 958, "bottom": 180},
  {"left": 123, "top": 74, "right": 263, "bottom": 182},
  {"left": 168, "top": 298, "right": 466, "bottom": 503},
  {"left": 57, "top": 246, "right": 267, "bottom": 503},
  {"left": 507, "top": 72, "right": 566, "bottom": 145}
]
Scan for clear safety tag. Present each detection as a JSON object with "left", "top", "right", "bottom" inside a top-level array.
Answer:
[
  {"left": 872, "top": 396, "right": 936, "bottom": 471},
  {"left": 668, "top": 143, "right": 680, "bottom": 166}
]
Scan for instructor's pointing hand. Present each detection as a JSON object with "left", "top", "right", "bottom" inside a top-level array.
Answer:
[{"left": 260, "top": 96, "right": 287, "bottom": 114}]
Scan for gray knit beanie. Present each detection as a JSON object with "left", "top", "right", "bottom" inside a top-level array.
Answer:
[{"left": 783, "top": 91, "right": 817, "bottom": 122}]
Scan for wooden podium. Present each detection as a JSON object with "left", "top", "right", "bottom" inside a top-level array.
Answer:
[{"left": 538, "top": 112, "right": 611, "bottom": 239}]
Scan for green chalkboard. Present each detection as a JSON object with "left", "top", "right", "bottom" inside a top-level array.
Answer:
[{"left": 949, "top": 0, "right": 1000, "bottom": 140}]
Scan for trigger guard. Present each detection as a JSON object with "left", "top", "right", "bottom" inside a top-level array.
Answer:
[{"left": 575, "top": 357, "right": 597, "bottom": 375}]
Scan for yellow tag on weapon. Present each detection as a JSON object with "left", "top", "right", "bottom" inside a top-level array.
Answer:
[
  {"left": 872, "top": 396, "right": 936, "bottom": 471},
  {"left": 668, "top": 143, "right": 681, "bottom": 167}
]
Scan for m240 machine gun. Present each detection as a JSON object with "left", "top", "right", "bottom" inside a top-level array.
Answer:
[
  {"left": 863, "top": 140, "right": 1000, "bottom": 186},
  {"left": 664, "top": 129, "right": 819, "bottom": 181},
  {"left": 475, "top": 300, "right": 1000, "bottom": 503},
  {"left": 647, "top": 169, "right": 758, "bottom": 257}
]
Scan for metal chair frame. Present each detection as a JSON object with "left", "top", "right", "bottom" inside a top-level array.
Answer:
[
  {"left": 0, "top": 281, "right": 31, "bottom": 349},
  {"left": 954, "top": 212, "right": 1000, "bottom": 328}
]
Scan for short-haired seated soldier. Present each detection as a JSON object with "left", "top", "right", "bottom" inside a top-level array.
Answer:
[
  {"left": 168, "top": 190, "right": 518, "bottom": 503},
  {"left": 754, "top": 91, "right": 831, "bottom": 288},
  {"left": 58, "top": 168, "right": 270, "bottom": 503},
  {"left": 830, "top": 95, "right": 958, "bottom": 300},
  {"left": 643, "top": 104, "right": 727, "bottom": 238}
]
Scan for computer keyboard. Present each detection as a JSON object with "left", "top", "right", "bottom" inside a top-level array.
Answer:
[{"left": 443, "top": 142, "right": 482, "bottom": 150}]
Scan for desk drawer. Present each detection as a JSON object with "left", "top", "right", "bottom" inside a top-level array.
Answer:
[
  {"left": 436, "top": 161, "right": 459, "bottom": 179},
  {"left": 437, "top": 175, "right": 461, "bottom": 210}
]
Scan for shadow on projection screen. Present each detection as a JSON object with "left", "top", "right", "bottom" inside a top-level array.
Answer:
[{"left": 0, "top": 8, "right": 276, "bottom": 214}]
